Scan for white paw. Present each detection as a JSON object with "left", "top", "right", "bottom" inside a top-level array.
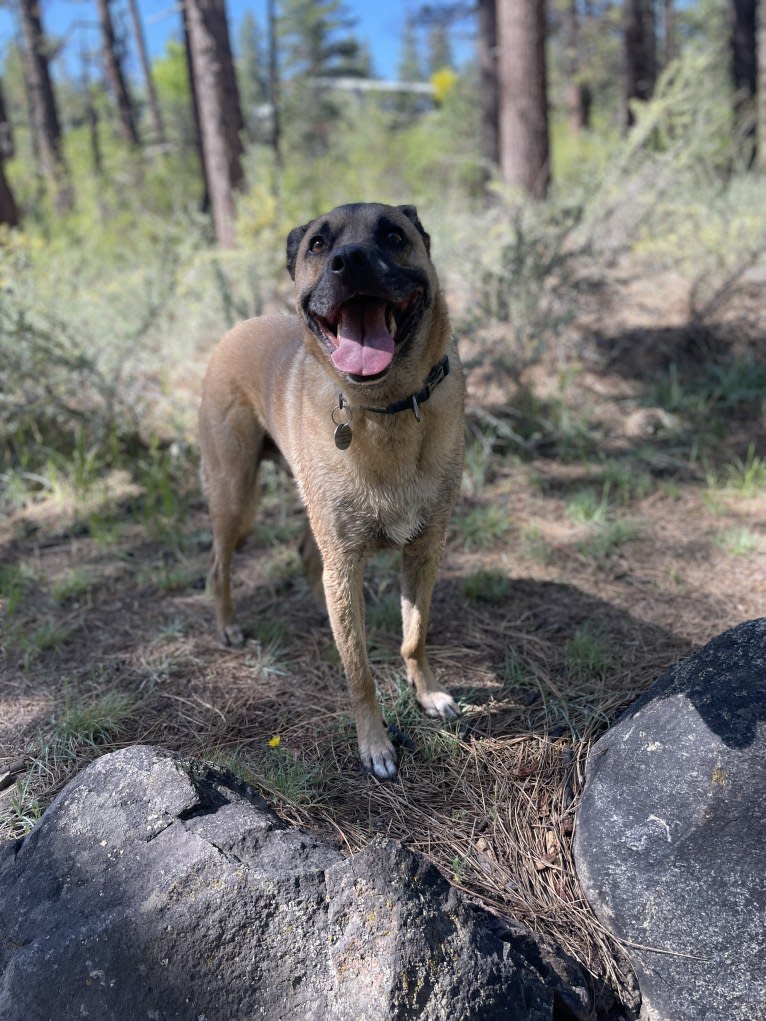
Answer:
[
  {"left": 221, "top": 624, "right": 245, "bottom": 649},
  {"left": 360, "top": 734, "right": 399, "bottom": 780},
  {"left": 418, "top": 689, "right": 460, "bottom": 721}
]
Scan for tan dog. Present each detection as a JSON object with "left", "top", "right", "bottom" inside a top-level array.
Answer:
[{"left": 198, "top": 203, "right": 464, "bottom": 778}]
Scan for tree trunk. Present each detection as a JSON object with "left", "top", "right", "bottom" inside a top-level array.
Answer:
[
  {"left": 181, "top": 0, "right": 209, "bottom": 212},
  {"left": 730, "top": 0, "right": 757, "bottom": 163},
  {"left": 758, "top": 0, "right": 766, "bottom": 170},
  {"left": 563, "top": 0, "right": 592, "bottom": 132},
  {"left": 96, "top": 0, "right": 140, "bottom": 146},
  {"left": 496, "top": 0, "right": 550, "bottom": 200},
  {"left": 0, "top": 79, "right": 14, "bottom": 159},
  {"left": 184, "top": 0, "right": 245, "bottom": 247},
  {"left": 661, "top": 0, "right": 675, "bottom": 67},
  {"left": 622, "top": 0, "right": 657, "bottom": 130},
  {"left": 0, "top": 158, "right": 19, "bottom": 227},
  {"left": 477, "top": 0, "right": 500, "bottom": 168},
  {"left": 17, "top": 0, "right": 73, "bottom": 212},
  {"left": 267, "top": 0, "right": 282, "bottom": 177},
  {"left": 126, "top": 0, "right": 166, "bottom": 145}
]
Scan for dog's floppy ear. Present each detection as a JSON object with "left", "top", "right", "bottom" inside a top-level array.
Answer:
[
  {"left": 286, "top": 222, "right": 310, "bottom": 280},
  {"left": 397, "top": 204, "right": 430, "bottom": 256}
]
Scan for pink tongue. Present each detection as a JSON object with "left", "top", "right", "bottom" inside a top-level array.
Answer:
[{"left": 331, "top": 300, "right": 395, "bottom": 377}]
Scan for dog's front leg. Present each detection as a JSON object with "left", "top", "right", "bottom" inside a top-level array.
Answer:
[
  {"left": 401, "top": 526, "right": 459, "bottom": 721},
  {"left": 321, "top": 553, "right": 398, "bottom": 779}
]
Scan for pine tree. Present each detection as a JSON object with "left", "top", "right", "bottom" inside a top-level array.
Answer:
[
  {"left": 478, "top": 0, "right": 500, "bottom": 169},
  {"left": 0, "top": 79, "right": 14, "bottom": 160},
  {"left": 17, "top": 0, "right": 73, "bottom": 212},
  {"left": 126, "top": 0, "right": 166, "bottom": 144},
  {"left": 427, "top": 23, "right": 453, "bottom": 75},
  {"left": 96, "top": 0, "right": 140, "bottom": 146},
  {"left": 0, "top": 156, "right": 19, "bottom": 226},
  {"left": 622, "top": 0, "right": 657, "bottom": 129},
  {"left": 184, "top": 0, "right": 245, "bottom": 247},
  {"left": 238, "top": 11, "right": 269, "bottom": 141},
  {"left": 497, "top": 0, "right": 550, "bottom": 199},
  {"left": 396, "top": 15, "right": 428, "bottom": 120},
  {"left": 729, "top": 0, "right": 757, "bottom": 161},
  {"left": 278, "top": 0, "right": 367, "bottom": 156}
]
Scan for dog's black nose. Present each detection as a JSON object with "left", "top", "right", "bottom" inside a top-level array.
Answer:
[{"left": 331, "top": 244, "right": 369, "bottom": 274}]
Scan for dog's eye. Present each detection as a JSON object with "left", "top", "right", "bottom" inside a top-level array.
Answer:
[
  {"left": 309, "top": 236, "right": 327, "bottom": 253},
  {"left": 387, "top": 231, "right": 405, "bottom": 247}
]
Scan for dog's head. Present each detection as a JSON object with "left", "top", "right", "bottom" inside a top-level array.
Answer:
[{"left": 285, "top": 203, "right": 442, "bottom": 387}]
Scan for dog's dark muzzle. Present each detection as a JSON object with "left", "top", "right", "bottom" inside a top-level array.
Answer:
[
  {"left": 312, "top": 243, "right": 425, "bottom": 310},
  {"left": 304, "top": 245, "right": 430, "bottom": 382}
]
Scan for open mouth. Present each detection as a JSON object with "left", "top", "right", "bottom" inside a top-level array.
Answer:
[{"left": 314, "top": 292, "right": 421, "bottom": 381}]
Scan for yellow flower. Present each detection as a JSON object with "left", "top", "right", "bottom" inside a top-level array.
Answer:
[
  {"left": 267, "top": 735, "right": 281, "bottom": 749},
  {"left": 431, "top": 66, "right": 458, "bottom": 104}
]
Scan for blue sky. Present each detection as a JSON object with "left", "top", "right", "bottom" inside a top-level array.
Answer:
[{"left": 0, "top": 1, "right": 474, "bottom": 83}]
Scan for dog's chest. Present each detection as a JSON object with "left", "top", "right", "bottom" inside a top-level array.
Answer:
[
  {"left": 310, "top": 459, "right": 448, "bottom": 549},
  {"left": 366, "top": 477, "right": 433, "bottom": 546}
]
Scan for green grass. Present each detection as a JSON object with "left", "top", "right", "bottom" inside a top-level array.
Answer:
[
  {"left": 0, "top": 687, "right": 137, "bottom": 836},
  {"left": 722, "top": 444, "right": 766, "bottom": 496},
  {"left": 566, "top": 482, "right": 640, "bottom": 559},
  {"left": 51, "top": 568, "right": 97, "bottom": 604},
  {"left": 564, "top": 624, "right": 613, "bottom": 682},
  {"left": 0, "top": 563, "right": 32, "bottom": 623},
  {"left": 714, "top": 526, "right": 760, "bottom": 557},
  {"left": 1, "top": 776, "right": 44, "bottom": 835},
  {"left": 218, "top": 746, "right": 331, "bottom": 808},
  {"left": 462, "top": 432, "right": 496, "bottom": 498},
  {"left": 418, "top": 726, "right": 464, "bottom": 765},
  {"left": 245, "top": 634, "right": 292, "bottom": 677},
  {"left": 455, "top": 503, "right": 511, "bottom": 551},
  {"left": 522, "top": 525, "right": 552, "bottom": 564},
  {"left": 566, "top": 488, "right": 608, "bottom": 527},
  {"left": 600, "top": 462, "right": 653, "bottom": 505},
  {"left": 502, "top": 651, "right": 537, "bottom": 693},
  {"left": 462, "top": 568, "right": 510, "bottom": 605},
  {"left": 17, "top": 620, "right": 76, "bottom": 668},
  {"left": 576, "top": 517, "right": 640, "bottom": 559}
]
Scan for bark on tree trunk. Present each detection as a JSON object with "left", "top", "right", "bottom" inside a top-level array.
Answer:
[
  {"left": 96, "top": 0, "right": 140, "bottom": 146},
  {"left": 478, "top": 0, "right": 500, "bottom": 168},
  {"left": 17, "top": 0, "right": 73, "bottom": 212},
  {"left": 0, "top": 158, "right": 19, "bottom": 227},
  {"left": 496, "top": 0, "right": 550, "bottom": 200},
  {"left": 730, "top": 0, "right": 757, "bottom": 163},
  {"left": 661, "top": 0, "right": 675, "bottom": 67},
  {"left": 267, "top": 0, "right": 282, "bottom": 178},
  {"left": 622, "top": 0, "right": 657, "bottom": 130},
  {"left": 0, "top": 80, "right": 14, "bottom": 159},
  {"left": 126, "top": 0, "right": 166, "bottom": 145},
  {"left": 563, "top": 0, "right": 591, "bottom": 132},
  {"left": 181, "top": 0, "right": 209, "bottom": 212},
  {"left": 758, "top": 0, "right": 766, "bottom": 170},
  {"left": 184, "top": 0, "right": 245, "bottom": 247}
]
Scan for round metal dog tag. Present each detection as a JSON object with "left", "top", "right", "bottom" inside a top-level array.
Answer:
[{"left": 334, "top": 423, "right": 353, "bottom": 450}]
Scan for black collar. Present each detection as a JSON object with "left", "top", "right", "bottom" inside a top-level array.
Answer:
[{"left": 339, "top": 356, "right": 450, "bottom": 422}]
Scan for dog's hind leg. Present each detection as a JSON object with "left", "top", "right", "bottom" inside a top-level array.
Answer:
[
  {"left": 200, "top": 404, "right": 264, "bottom": 648},
  {"left": 400, "top": 525, "right": 459, "bottom": 721},
  {"left": 299, "top": 520, "right": 326, "bottom": 611}
]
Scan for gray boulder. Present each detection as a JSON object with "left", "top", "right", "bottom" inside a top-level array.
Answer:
[
  {"left": 0, "top": 745, "right": 591, "bottom": 1020},
  {"left": 575, "top": 618, "right": 766, "bottom": 1021}
]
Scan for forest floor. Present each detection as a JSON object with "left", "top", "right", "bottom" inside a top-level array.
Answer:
[{"left": 2, "top": 254, "right": 765, "bottom": 1014}]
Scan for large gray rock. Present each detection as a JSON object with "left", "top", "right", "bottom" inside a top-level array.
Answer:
[
  {"left": 0, "top": 745, "right": 590, "bottom": 1020},
  {"left": 575, "top": 618, "right": 766, "bottom": 1021}
]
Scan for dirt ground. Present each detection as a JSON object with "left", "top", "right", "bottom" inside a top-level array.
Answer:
[{"left": 1, "top": 261, "right": 765, "bottom": 1014}]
